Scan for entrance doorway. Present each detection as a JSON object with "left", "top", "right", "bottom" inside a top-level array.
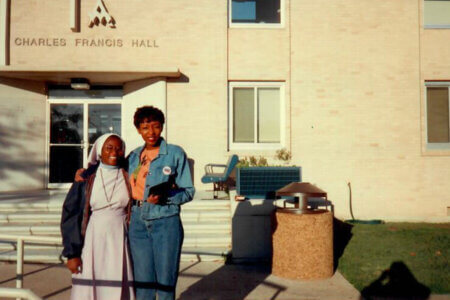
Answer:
[{"left": 47, "top": 88, "right": 122, "bottom": 187}]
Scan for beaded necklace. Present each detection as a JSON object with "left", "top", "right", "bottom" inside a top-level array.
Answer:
[{"left": 99, "top": 168, "right": 120, "bottom": 203}]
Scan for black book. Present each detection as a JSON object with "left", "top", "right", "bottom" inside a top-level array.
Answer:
[{"left": 149, "top": 180, "right": 174, "bottom": 198}]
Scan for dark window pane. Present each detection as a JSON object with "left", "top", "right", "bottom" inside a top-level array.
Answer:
[
  {"left": 49, "top": 146, "right": 83, "bottom": 183},
  {"left": 427, "top": 87, "right": 449, "bottom": 143},
  {"left": 50, "top": 104, "right": 83, "bottom": 144},
  {"left": 88, "top": 104, "right": 121, "bottom": 143},
  {"left": 232, "top": 0, "right": 280, "bottom": 24}
]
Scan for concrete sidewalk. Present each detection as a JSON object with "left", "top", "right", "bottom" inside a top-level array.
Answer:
[
  {"left": 2, "top": 262, "right": 448, "bottom": 300},
  {"left": 0, "top": 261, "right": 360, "bottom": 300}
]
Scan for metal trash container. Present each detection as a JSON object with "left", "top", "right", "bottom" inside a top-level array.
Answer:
[
  {"left": 277, "top": 182, "right": 328, "bottom": 212},
  {"left": 272, "top": 182, "right": 334, "bottom": 280}
]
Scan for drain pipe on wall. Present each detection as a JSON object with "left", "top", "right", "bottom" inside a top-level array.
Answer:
[{"left": 346, "top": 182, "right": 384, "bottom": 225}]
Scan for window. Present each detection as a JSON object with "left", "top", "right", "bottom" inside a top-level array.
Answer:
[
  {"left": 230, "top": 0, "right": 284, "bottom": 28},
  {"left": 424, "top": 0, "right": 450, "bottom": 28},
  {"left": 229, "top": 82, "right": 284, "bottom": 149},
  {"left": 47, "top": 87, "right": 122, "bottom": 186},
  {"left": 425, "top": 83, "right": 450, "bottom": 149}
]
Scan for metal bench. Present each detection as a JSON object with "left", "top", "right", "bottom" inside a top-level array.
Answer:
[{"left": 201, "top": 155, "right": 239, "bottom": 199}]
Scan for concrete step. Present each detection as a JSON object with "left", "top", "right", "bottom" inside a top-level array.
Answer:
[
  {"left": 0, "top": 224, "right": 61, "bottom": 235},
  {"left": 183, "top": 233, "right": 231, "bottom": 248},
  {"left": 0, "top": 247, "right": 230, "bottom": 263},
  {"left": 180, "top": 209, "right": 230, "bottom": 223},
  {"left": 0, "top": 232, "right": 230, "bottom": 251},
  {"left": 0, "top": 242, "right": 63, "bottom": 251},
  {"left": 0, "top": 208, "right": 231, "bottom": 224},
  {"left": 0, "top": 190, "right": 66, "bottom": 202},
  {"left": 0, "top": 205, "right": 63, "bottom": 213},
  {"left": 183, "top": 199, "right": 231, "bottom": 209},
  {"left": 0, "top": 199, "right": 230, "bottom": 213},
  {"left": 0, "top": 220, "right": 231, "bottom": 236},
  {"left": 0, "top": 212, "right": 62, "bottom": 224},
  {"left": 0, "top": 234, "right": 231, "bottom": 252}
]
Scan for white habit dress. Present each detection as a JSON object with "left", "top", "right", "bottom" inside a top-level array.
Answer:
[{"left": 71, "top": 164, "right": 135, "bottom": 300}]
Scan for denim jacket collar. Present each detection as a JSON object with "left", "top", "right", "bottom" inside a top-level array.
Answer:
[{"left": 158, "top": 138, "right": 168, "bottom": 155}]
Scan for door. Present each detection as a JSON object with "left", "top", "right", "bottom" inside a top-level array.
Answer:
[{"left": 47, "top": 88, "right": 122, "bottom": 187}]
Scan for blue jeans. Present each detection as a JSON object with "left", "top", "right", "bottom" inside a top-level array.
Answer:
[{"left": 129, "top": 207, "right": 184, "bottom": 300}]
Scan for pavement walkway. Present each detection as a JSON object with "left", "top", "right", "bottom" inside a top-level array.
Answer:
[
  {"left": 1, "top": 261, "right": 449, "bottom": 300},
  {"left": 0, "top": 261, "right": 361, "bottom": 300}
]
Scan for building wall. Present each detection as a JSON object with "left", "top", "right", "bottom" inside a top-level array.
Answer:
[
  {"left": 9, "top": 0, "right": 229, "bottom": 186},
  {"left": 0, "top": 78, "right": 46, "bottom": 192},
  {"left": 225, "top": 0, "right": 450, "bottom": 221},
  {"left": 287, "top": 0, "right": 449, "bottom": 221},
  {"left": 418, "top": 2, "right": 450, "bottom": 221},
  {"left": 123, "top": 78, "right": 167, "bottom": 154},
  {"left": 1, "top": 0, "right": 449, "bottom": 220}
]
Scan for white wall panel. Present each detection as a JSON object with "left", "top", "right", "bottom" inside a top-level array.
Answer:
[{"left": 0, "top": 79, "right": 46, "bottom": 192}]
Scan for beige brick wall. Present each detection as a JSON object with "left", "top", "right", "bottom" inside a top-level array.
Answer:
[
  {"left": 287, "top": 0, "right": 449, "bottom": 220},
  {"left": 8, "top": 0, "right": 230, "bottom": 190},
  {"left": 421, "top": 29, "right": 450, "bottom": 79},
  {"left": 1, "top": 0, "right": 449, "bottom": 220}
]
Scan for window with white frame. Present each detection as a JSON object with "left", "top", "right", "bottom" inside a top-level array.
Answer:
[
  {"left": 426, "top": 83, "right": 450, "bottom": 149},
  {"left": 229, "top": 82, "right": 284, "bottom": 149},
  {"left": 424, "top": 0, "right": 450, "bottom": 28},
  {"left": 230, "top": 0, "right": 284, "bottom": 27}
]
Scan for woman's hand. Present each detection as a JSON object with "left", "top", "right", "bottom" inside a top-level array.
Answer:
[
  {"left": 147, "top": 194, "right": 160, "bottom": 204},
  {"left": 74, "top": 168, "right": 86, "bottom": 182},
  {"left": 66, "top": 257, "right": 82, "bottom": 274}
]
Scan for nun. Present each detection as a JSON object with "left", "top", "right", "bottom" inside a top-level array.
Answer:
[{"left": 60, "top": 133, "right": 135, "bottom": 300}]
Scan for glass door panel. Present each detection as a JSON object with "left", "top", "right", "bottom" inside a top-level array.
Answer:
[
  {"left": 48, "top": 88, "right": 122, "bottom": 186},
  {"left": 49, "top": 104, "right": 84, "bottom": 183},
  {"left": 49, "top": 146, "right": 83, "bottom": 183},
  {"left": 88, "top": 104, "right": 121, "bottom": 146}
]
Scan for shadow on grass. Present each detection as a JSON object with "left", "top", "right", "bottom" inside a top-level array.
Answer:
[
  {"left": 333, "top": 218, "right": 353, "bottom": 272},
  {"left": 360, "top": 261, "right": 430, "bottom": 300}
]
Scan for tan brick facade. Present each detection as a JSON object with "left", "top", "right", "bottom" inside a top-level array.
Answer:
[{"left": 0, "top": 0, "right": 448, "bottom": 221}]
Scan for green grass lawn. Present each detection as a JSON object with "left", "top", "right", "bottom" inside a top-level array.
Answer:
[{"left": 337, "top": 222, "right": 450, "bottom": 294}]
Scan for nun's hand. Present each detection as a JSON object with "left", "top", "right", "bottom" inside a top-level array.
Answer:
[
  {"left": 67, "top": 257, "right": 82, "bottom": 274},
  {"left": 147, "top": 194, "right": 160, "bottom": 204},
  {"left": 74, "top": 168, "right": 86, "bottom": 182}
]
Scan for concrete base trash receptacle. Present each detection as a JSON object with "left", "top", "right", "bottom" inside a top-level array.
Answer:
[{"left": 272, "top": 209, "right": 333, "bottom": 280}]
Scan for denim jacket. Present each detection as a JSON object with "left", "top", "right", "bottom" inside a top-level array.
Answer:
[{"left": 127, "top": 138, "right": 195, "bottom": 220}]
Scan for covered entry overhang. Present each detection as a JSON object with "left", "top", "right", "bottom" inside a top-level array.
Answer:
[
  {"left": 0, "top": 67, "right": 181, "bottom": 191},
  {"left": 0, "top": 67, "right": 181, "bottom": 85}
]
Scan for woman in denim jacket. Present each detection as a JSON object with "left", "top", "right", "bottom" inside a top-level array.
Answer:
[{"left": 127, "top": 106, "right": 194, "bottom": 300}]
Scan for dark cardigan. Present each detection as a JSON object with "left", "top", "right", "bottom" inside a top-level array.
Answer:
[{"left": 60, "top": 165, "right": 132, "bottom": 259}]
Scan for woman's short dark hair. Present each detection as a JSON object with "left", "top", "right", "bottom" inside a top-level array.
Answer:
[{"left": 133, "top": 106, "right": 165, "bottom": 128}]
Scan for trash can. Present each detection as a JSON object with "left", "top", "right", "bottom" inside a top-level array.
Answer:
[{"left": 272, "top": 183, "right": 334, "bottom": 280}]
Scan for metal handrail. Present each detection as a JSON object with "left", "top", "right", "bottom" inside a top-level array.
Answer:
[
  {"left": 0, "top": 234, "right": 62, "bottom": 300},
  {"left": 0, "top": 288, "right": 42, "bottom": 300}
]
